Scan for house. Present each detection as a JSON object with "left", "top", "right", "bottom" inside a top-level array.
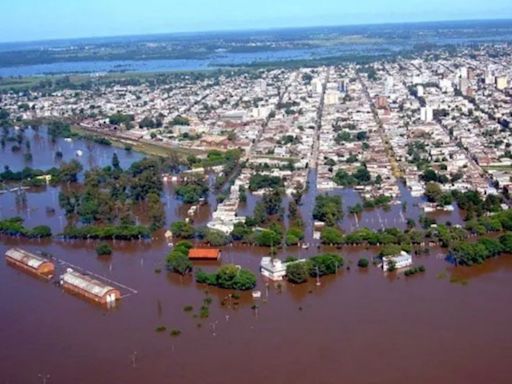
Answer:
[
  {"left": 260, "top": 257, "right": 306, "bottom": 281},
  {"left": 5, "top": 248, "right": 55, "bottom": 279},
  {"left": 382, "top": 251, "right": 413, "bottom": 272},
  {"left": 188, "top": 248, "right": 221, "bottom": 261}
]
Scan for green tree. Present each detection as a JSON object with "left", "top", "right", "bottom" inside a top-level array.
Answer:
[{"left": 286, "top": 261, "right": 309, "bottom": 284}]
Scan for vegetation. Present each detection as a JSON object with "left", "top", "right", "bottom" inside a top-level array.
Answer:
[
  {"left": 320, "top": 226, "right": 344, "bottom": 245},
  {"left": 313, "top": 195, "right": 343, "bottom": 226},
  {"left": 286, "top": 261, "right": 310, "bottom": 284},
  {"left": 404, "top": 265, "right": 426, "bottom": 276},
  {"left": 0, "top": 217, "right": 52, "bottom": 238},
  {"left": 196, "top": 264, "right": 257, "bottom": 291},
  {"left": 95, "top": 243, "right": 113, "bottom": 256},
  {"left": 286, "top": 253, "right": 343, "bottom": 284},
  {"left": 357, "top": 258, "right": 369, "bottom": 268},
  {"left": 175, "top": 176, "right": 208, "bottom": 204},
  {"left": 170, "top": 221, "right": 195, "bottom": 239},
  {"left": 166, "top": 241, "right": 193, "bottom": 275},
  {"left": 333, "top": 166, "right": 372, "bottom": 187},
  {"left": 62, "top": 224, "right": 150, "bottom": 240},
  {"left": 248, "top": 174, "right": 284, "bottom": 192}
]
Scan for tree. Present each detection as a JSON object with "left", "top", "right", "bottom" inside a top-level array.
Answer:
[
  {"left": 112, "top": 153, "right": 121, "bottom": 170},
  {"left": 307, "top": 253, "right": 343, "bottom": 276},
  {"left": 286, "top": 261, "right": 309, "bottom": 284},
  {"left": 357, "top": 258, "right": 369, "bottom": 268},
  {"left": 262, "top": 190, "right": 283, "bottom": 216},
  {"left": 96, "top": 243, "right": 112, "bottom": 256},
  {"left": 313, "top": 195, "right": 343, "bottom": 226},
  {"left": 379, "top": 244, "right": 402, "bottom": 257},
  {"left": 170, "top": 221, "right": 195, "bottom": 239},
  {"left": 147, "top": 192, "right": 165, "bottom": 231},
  {"left": 196, "top": 264, "right": 257, "bottom": 290},
  {"left": 175, "top": 176, "right": 208, "bottom": 204},
  {"left": 205, "top": 228, "right": 230, "bottom": 246},
  {"left": 424, "top": 182, "right": 443, "bottom": 203},
  {"left": 166, "top": 241, "right": 193, "bottom": 275},
  {"left": 320, "top": 226, "right": 344, "bottom": 245},
  {"left": 255, "top": 228, "right": 282, "bottom": 247},
  {"left": 499, "top": 233, "right": 512, "bottom": 253}
]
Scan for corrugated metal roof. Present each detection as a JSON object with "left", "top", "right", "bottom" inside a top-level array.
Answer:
[
  {"left": 5, "top": 248, "right": 48, "bottom": 270},
  {"left": 61, "top": 270, "right": 115, "bottom": 298}
]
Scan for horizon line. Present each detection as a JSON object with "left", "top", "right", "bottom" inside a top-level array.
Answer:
[{"left": 1, "top": 16, "right": 512, "bottom": 46}]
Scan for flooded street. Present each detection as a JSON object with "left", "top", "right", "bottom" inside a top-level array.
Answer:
[{"left": 1, "top": 128, "right": 512, "bottom": 383}]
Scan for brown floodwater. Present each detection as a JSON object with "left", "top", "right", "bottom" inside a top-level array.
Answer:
[{"left": 1, "top": 127, "right": 512, "bottom": 383}]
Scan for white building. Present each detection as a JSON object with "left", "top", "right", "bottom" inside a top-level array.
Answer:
[
  {"left": 260, "top": 257, "right": 306, "bottom": 281},
  {"left": 420, "top": 106, "right": 433, "bottom": 123},
  {"left": 382, "top": 251, "right": 413, "bottom": 272},
  {"left": 496, "top": 76, "right": 508, "bottom": 91}
]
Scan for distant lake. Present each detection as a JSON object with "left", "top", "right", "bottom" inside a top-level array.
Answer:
[{"left": 1, "top": 19, "right": 512, "bottom": 77}]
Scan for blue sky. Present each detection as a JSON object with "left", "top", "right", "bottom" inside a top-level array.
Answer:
[{"left": 1, "top": 0, "right": 512, "bottom": 42}]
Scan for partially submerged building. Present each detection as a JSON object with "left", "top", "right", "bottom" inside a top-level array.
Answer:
[
  {"left": 382, "top": 251, "right": 413, "bottom": 272},
  {"left": 5, "top": 248, "right": 55, "bottom": 279},
  {"left": 188, "top": 248, "right": 221, "bottom": 261},
  {"left": 260, "top": 257, "right": 306, "bottom": 281},
  {"left": 60, "top": 269, "right": 120, "bottom": 306}
]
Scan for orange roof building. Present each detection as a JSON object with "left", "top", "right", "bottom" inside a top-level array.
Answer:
[
  {"left": 5, "top": 248, "right": 55, "bottom": 280},
  {"left": 188, "top": 248, "right": 221, "bottom": 260}
]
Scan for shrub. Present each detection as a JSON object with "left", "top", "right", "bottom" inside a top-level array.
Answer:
[
  {"left": 286, "top": 261, "right": 309, "bottom": 284},
  {"left": 357, "top": 258, "right": 369, "bottom": 268},
  {"left": 96, "top": 243, "right": 112, "bottom": 256}
]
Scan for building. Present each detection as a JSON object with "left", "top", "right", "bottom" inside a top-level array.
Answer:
[
  {"left": 5, "top": 248, "right": 55, "bottom": 279},
  {"left": 324, "top": 90, "right": 340, "bottom": 105},
  {"left": 382, "top": 251, "right": 413, "bottom": 272},
  {"left": 60, "top": 269, "right": 120, "bottom": 306},
  {"left": 188, "top": 248, "right": 221, "bottom": 261},
  {"left": 260, "top": 257, "right": 306, "bottom": 281},
  {"left": 496, "top": 76, "right": 508, "bottom": 91},
  {"left": 376, "top": 96, "right": 388, "bottom": 109},
  {"left": 420, "top": 106, "right": 433, "bottom": 123}
]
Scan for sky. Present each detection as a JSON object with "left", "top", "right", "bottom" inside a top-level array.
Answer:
[{"left": 1, "top": 0, "right": 512, "bottom": 43}]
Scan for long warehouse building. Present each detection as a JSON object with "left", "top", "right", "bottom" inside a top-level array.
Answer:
[
  {"left": 5, "top": 248, "right": 55, "bottom": 279},
  {"left": 60, "top": 269, "right": 121, "bottom": 306}
]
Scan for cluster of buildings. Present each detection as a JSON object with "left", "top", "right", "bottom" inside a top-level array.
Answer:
[
  {"left": 360, "top": 48, "right": 512, "bottom": 203},
  {"left": 2, "top": 43, "right": 512, "bottom": 220},
  {"left": 5, "top": 248, "right": 121, "bottom": 306},
  {"left": 317, "top": 66, "right": 400, "bottom": 200}
]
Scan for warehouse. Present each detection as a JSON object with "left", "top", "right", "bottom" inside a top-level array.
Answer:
[
  {"left": 5, "top": 248, "right": 55, "bottom": 279},
  {"left": 60, "top": 269, "right": 120, "bottom": 306}
]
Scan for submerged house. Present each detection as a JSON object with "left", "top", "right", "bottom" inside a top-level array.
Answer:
[
  {"left": 382, "top": 251, "right": 413, "bottom": 272},
  {"left": 260, "top": 257, "right": 306, "bottom": 281},
  {"left": 188, "top": 248, "right": 221, "bottom": 261},
  {"left": 5, "top": 248, "right": 55, "bottom": 279},
  {"left": 60, "top": 269, "right": 120, "bottom": 306}
]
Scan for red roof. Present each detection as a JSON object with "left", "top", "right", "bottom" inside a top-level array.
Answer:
[{"left": 188, "top": 248, "right": 221, "bottom": 260}]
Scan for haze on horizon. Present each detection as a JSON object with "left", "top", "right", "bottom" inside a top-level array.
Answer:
[{"left": 1, "top": 0, "right": 512, "bottom": 43}]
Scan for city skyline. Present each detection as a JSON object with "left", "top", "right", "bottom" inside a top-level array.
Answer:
[{"left": 1, "top": 0, "right": 512, "bottom": 43}]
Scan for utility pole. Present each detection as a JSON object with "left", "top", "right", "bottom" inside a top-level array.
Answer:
[{"left": 38, "top": 374, "right": 50, "bottom": 384}]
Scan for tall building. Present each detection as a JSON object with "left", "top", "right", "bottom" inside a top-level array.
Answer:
[
  {"left": 311, "top": 78, "right": 323, "bottom": 94},
  {"left": 496, "top": 76, "right": 508, "bottom": 91},
  {"left": 420, "top": 106, "right": 434, "bottom": 123}
]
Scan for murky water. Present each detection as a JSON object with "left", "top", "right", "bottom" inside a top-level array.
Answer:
[{"left": 1, "top": 128, "right": 511, "bottom": 383}]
